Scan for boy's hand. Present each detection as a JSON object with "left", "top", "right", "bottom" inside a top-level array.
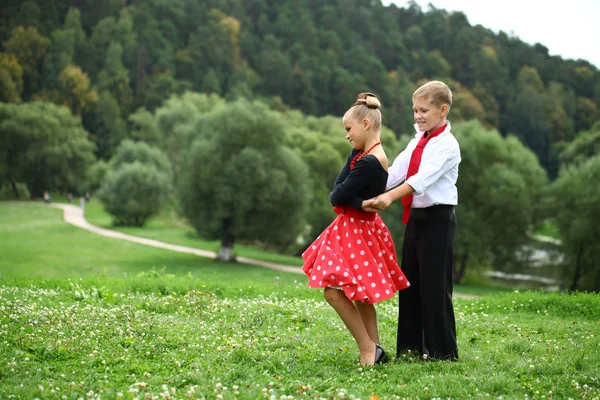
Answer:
[{"left": 373, "top": 193, "right": 393, "bottom": 211}]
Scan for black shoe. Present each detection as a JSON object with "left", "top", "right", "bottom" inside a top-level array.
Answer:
[{"left": 375, "top": 344, "right": 388, "bottom": 364}]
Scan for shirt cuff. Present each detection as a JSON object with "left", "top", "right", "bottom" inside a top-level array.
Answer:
[{"left": 406, "top": 176, "right": 425, "bottom": 195}]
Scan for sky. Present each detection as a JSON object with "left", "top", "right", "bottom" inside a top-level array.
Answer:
[{"left": 381, "top": 0, "right": 600, "bottom": 68}]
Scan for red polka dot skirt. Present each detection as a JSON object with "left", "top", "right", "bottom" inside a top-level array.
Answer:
[{"left": 302, "top": 206, "right": 410, "bottom": 304}]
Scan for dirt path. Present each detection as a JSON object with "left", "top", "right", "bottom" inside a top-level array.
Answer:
[
  {"left": 49, "top": 203, "right": 477, "bottom": 298},
  {"left": 50, "top": 203, "right": 305, "bottom": 275}
]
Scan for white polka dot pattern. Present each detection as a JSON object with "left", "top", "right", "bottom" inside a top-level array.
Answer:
[{"left": 301, "top": 212, "right": 410, "bottom": 304}]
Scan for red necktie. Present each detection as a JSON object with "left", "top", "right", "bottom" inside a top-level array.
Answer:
[{"left": 401, "top": 123, "right": 447, "bottom": 224}]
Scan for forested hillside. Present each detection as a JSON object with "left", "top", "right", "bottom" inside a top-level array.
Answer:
[{"left": 1, "top": 0, "right": 598, "bottom": 178}]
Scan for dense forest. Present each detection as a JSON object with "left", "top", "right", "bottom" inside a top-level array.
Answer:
[{"left": 1, "top": 0, "right": 598, "bottom": 178}]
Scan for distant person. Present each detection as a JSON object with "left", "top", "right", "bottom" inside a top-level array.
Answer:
[
  {"left": 364, "top": 80, "right": 461, "bottom": 361},
  {"left": 80, "top": 196, "right": 85, "bottom": 210},
  {"left": 67, "top": 193, "right": 73, "bottom": 204},
  {"left": 85, "top": 192, "right": 90, "bottom": 202},
  {"left": 43, "top": 191, "right": 51, "bottom": 204},
  {"left": 301, "top": 92, "right": 411, "bottom": 366}
]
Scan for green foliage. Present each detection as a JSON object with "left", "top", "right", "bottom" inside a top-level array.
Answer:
[
  {"left": 96, "top": 41, "right": 132, "bottom": 112},
  {"left": 177, "top": 99, "right": 311, "bottom": 251},
  {"left": 0, "top": 0, "right": 598, "bottom": 181},
  {"left": 110, "top": 140, "right": 172, "bottom": 176},
  {"left": 98, "top": 140, "right": 172, "bottom": 226},
  {"left": 559, "top": 122, "right": 600, "bottom": 166},
  {"left": 548, "top": 155, "right": 600, "bottom": 291},
  {"left": 3, "top": 26, "right": 49, "bottom": 98},
  {"left": 0, "top": 52, "right": 24, "bottom": 103},
  {"left": 41, "top": 27, "right": 76, "bottom": 89},
  {"left": 90, "top": 91, "right": 127, "bottom": 159},
  {"left": 58, "top": 64, "right": 98, "bottom": 114},
  {"left": 154, "top": 91, "right": 226, "bottom": 173},
  {"left": 97, "top": 162, "right": 170, "bottom": 227},
  {"left": 128, "top": 107, "right": 159, "bottom": 143},
  {"left": 0, "top": 101, "right": 95, "bottom": 198},
  {"left": 85, "top": 160, "right": 109, "bottom": 193},
  {"left": 453, "top": 121, "right": 548, "bottom": 281},
  {"left": 0, "top": 182, "right": 29, "bottom": 200}
]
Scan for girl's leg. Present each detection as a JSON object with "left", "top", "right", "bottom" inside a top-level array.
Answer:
[
  {"left": 324, "top": 287, "right": 376, "bottom": 365},
  {"left": 354, "top": 301, "right": 380, "bottom": 345}
]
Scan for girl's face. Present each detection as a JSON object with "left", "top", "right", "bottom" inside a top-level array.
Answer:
[
  {"left": 343, "top": 116, "right": 369, "bottom": 150},
  {"left": 413, "top": 97, "right": 447, "bottom": 133}
]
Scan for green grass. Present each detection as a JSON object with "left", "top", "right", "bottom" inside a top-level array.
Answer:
[
  {"left": 1, "top": 277, "right": 598, "bottom": 399},
  {"left": 1, "top": 201, "right": 599, "bottom": 399},
  {"left": 0, "top": 203, "right": 297, "bottom": 283},
  {"left": 84, "top": 200, "right": 304, "bottom": 267}
]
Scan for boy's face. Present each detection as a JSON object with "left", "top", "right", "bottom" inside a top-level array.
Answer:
[{"left": 413, "top": 97, "right": 447, "bottom": 133}]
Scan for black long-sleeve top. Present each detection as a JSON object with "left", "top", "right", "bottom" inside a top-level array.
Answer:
[{"left": 329, "top": 150, "right": 388, "bottom": 210}]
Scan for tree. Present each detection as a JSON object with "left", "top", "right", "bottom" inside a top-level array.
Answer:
[
  {"left": 96, "top": 42, "right": 133, "bottom": 113},
  {"left": 63, "top": 8, "right": 87, "bottom": 66},
  {"left": 59, "top": 64, "right": 98, "bottom": 115},
  {"left": 0, "top": 101, "right": 96, "bottom": 198},
  {"left": 3, "top": 26, "right": 50, "bottom": 98},
  {"left": 140, "top": 71, "right": 183, "bottom": 111},
  {"left": 452, "top": 120, "right": 547, "bottom": 283},
  {"left": 574, "top": 97, "right": 599, "bottom": 133},
  {"left": 154, "top": 91, "right": 226, "bottom": 173},
  {"left": 559, "top": 122, "right": 600, "bottom": 167},
  {"left": 42, "top": 28, "right": 76, "bottom": 90},
  {"left": 128, "top": 107, "right": 159, "bottom": 144},
  {"left": 0, "top": 52, "right": 24, "bottom": 103},
  {"left": 202, "top": 68, "right": 221, "bottom": 95},
  {"left": 548, "top": 155, "right": 600, "bottom": 291},
  {"left": 89, "top": 91, "right": 127, "bottom": 160},
  {"left": 177, "top": 100, "right": 310, "bottom": 261}
]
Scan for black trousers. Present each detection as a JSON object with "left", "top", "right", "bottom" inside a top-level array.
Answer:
[{"left": 396, "top": 205, "right": 458, "bottom": 360}]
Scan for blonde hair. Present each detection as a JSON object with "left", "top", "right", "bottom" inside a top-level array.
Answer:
[
  {"left": 413, "top": 81, "right": 452, "bottom": 109},
  {"left": 345, "top": 92, "right": 382, "bottom": 133}
]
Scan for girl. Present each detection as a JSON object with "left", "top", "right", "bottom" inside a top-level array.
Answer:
[{"left": 302, "top": 92, "right": 410, "bottom": 366}]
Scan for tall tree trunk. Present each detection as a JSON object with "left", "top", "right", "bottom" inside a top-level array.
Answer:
[
  {"left": 569, "top": 244, "right": 584, "bottom": 292},
  {"left": 454, "top": 251, "right": 469, "bottom": 284},
  {"left": 218, "top": 219, "right": 235, "bottom": 262},
  {"left": 7, "top": 177, "right": 20, "bottom": 200}
]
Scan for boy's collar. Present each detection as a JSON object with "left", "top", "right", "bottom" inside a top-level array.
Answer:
[{"left": 413, "top": 120, "right": 451, "bottom": 137}]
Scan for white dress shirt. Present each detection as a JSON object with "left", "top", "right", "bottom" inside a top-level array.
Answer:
[{"left": 387, "top": 121, "right": 461, "bottom": 208}]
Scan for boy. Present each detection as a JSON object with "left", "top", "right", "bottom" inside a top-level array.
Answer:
[{"left": 365, "top": 80, "right": 461, "bottom": 361}]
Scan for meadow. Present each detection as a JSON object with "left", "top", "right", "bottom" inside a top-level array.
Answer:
[{"left": 0, "top": 202, "right": 599, "bottom": 399}]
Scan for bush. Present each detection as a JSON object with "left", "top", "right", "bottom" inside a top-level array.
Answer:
[{"left": 97, "top": 162, "right": 170, "bottom": 226}]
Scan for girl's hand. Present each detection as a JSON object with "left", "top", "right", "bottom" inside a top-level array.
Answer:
[
  {"left": 362, "top": 198, "right": 378, "bottom": 212},
  {"left": 373, "top": 193, "right": 393, "bottom": 210}
]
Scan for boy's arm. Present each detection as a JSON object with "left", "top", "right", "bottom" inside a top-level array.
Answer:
[
  {"left": 386, "top": 145, "right": 412, "bottom": 189},
  {"left": 373, "top": 142, "right": 459, "bottom": 210},
  {"left": 405, "top": 142, "right": 459, "bottom": 195}
]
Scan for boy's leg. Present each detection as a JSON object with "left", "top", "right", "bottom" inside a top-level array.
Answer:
[
  {"left": 396, "top": 217, "right": 422, "bottom": 356},
  {"left": 419, "top": 207, "right": 458, "bottom": 360},
  {"left": 324, "top": 288, "right": 377, "bottom": 365}
]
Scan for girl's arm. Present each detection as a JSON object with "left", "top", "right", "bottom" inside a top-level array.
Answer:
[{"left": 329, "top": 158, "right": 371, "bottom": 210}]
